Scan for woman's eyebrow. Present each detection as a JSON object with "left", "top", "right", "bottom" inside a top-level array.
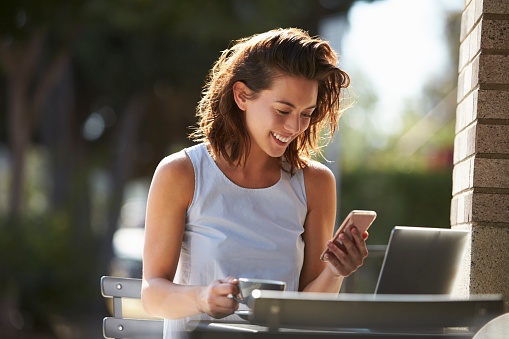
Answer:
[{"left": 275, "top": 100, "right": 316, "bottom": 110}]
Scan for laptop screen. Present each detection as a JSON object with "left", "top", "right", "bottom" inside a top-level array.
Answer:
[{"left": 374, "top": 226, "right": 470, "bottom": 295}]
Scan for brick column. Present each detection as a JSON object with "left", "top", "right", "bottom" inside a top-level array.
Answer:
[{"left": 451, "top": 0, "right": 509, "bottom": 310}]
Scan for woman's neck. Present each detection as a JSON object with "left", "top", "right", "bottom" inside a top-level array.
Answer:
[{"left": 210, "top": 144, "right": 281, "bottom": 189}]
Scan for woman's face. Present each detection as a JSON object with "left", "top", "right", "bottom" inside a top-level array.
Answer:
[{"left": 235, "top": 75, "right": 318, "bottom": 158}]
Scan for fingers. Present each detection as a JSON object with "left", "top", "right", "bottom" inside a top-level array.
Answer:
[
  {"left": 327, "top": 236, "right": 357, "bottom": 274},
  {"left": 350, "top": 227, "right": 369, "bottom": 259},
  {"left": 325, "top": 226, "right": 369, "bottom": 277},
  {"left": 216, "top": 278, "right": 240, "bottom": 301},
  {"left": 201, "top": 278, "right": 240, "bottom": 318},
  {"left": 222, "top": 276, "right": 239, "bottom": 285}
]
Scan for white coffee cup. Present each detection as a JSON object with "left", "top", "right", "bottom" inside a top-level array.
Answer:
[{"left": 233, "top": 278, "right": 286, "bottom": 307}]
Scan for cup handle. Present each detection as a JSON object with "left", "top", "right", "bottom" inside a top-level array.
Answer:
[{"left": 227, "top": 293, "right": 243, "bottom": 303}]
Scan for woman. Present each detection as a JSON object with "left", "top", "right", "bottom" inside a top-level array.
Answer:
[{"left": 141, "top": 27, "right": 369, "bottom": 338}]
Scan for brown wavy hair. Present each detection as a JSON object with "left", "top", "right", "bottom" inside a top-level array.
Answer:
[{"left": 190, "top": 27, "right": 350, "bottom": 174}]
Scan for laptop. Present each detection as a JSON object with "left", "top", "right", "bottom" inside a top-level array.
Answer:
[{"left": 374, "top": 226, "right": 470, "bottom": 295}]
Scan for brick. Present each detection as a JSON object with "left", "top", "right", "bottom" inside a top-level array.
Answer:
[
  {"left": 474, "top": 0, "right": 484, "bottom": 21},
  {"left": 453, "top": 125, "right": 509, "bottom": 174},
  {"left": 473, "top": 157, "right": 509, "bottom": 189},
  {"left": 457, "top": 59, "right": 479, "bottom": 100},
  {"left": 476, "top": 124, "right": 509, "bottom": 154},
  {"left": 459, "top": 22, "right": 482, "bottom": 73},
  {"left": 461, "top": 0, "right": 485, "bottom": 42},
  {"left": 479, "top": 54, "right": 509, "bottom": 85},
  {"left": 454, "top": 123, "right": 477, "bottom": 161},
  {"left": 459, "top": 36, "right": 470, "bottom": 73},
  {"left": 456, "top": 89, "right": 478, "bottom": 132},
  {"left": 457, "top": 66, "right": 467, "bottom": 100},
  {"left": 481, "top": 19, "right": 509, "bottom": 50},
  {"left": 452, "top": 157, "right": 475, "bottom": 193},
  {"left": 471, "top": 20, "right": 482, "bottom": 60},
  {"left": 477, "top": 89, "right": 509, "bottom": 119},
  {"left": 461, "top": 0, "right": 477, "bottom": 42},
  {"left": 483, "top": 0, "right": 509, "bottom": 14},
  {"left": 451, "top": 191, "right": 474, "bottom": 224},
  {"left": 450, "top": 196, "right": 458, "bottom": 225},
  {"left": 472, "top": 193, "right": 509, "bottom": 223}
]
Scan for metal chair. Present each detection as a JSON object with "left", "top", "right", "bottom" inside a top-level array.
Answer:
[{"left": 101, "top": 276, "right": 163, "bottom": 339}]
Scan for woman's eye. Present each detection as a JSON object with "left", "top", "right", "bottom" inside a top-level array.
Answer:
[
  {"left": 301, "top": 113, "right": 312, "bottom": 118},
  {"left": 277, "top": 109, "right": 290, "bottom": 115}
]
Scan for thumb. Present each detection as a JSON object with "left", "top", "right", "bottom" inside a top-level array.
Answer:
[{"left": 223, "top": 276, "right": 239, "bottom": 284}]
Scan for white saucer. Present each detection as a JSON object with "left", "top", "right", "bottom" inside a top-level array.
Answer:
[{"left": 234, "top": 310, "right": 252, "bottom": 321}]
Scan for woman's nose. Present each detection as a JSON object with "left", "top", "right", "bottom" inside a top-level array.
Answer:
[{"left": 284, "top": 114, "right": 300, "bottom": 133}]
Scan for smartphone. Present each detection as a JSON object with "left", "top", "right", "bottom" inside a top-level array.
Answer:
[{"left": 320, "top": 210, "right": 377, "bottom": 261}]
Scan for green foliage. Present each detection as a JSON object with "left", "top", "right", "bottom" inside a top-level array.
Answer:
[
  {"left": 0, "top": 212, "right": 98, "bottom": 331},
  {"left": 339, "top": 168, "right": 453, "bottom": 245}
]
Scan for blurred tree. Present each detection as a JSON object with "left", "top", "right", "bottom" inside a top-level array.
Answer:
[
  {"left": 339, "top": 5, "right": 460, "bottom": 172},
  {"left": 0, "top": 1, "right": 84, "bottom": 218},
  {"left": 335, "top": 6, "right": 461, "bottom": 244}
]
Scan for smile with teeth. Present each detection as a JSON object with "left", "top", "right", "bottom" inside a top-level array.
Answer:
[{"left": 272, "top": 132, "right": 291, "bottom": 143}]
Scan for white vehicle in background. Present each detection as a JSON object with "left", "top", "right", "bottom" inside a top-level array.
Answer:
[{"left": 110, "top": 192, "right": 147, "bottom": 279}]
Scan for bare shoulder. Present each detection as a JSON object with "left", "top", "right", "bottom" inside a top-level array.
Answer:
[
  {"left": 303, "top": 160, "right": 336, "bottom": 208},
  {"left": 156, "top": 149, "right": 193, "bottom": 176},
  {"left": 151, "top": 149, "right": 194, "bottom": 208},
  {"left": 303, "top": 160, "right": 336, "bottom": 189}
]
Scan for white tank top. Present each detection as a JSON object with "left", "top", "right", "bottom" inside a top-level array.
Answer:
[{"left": 164, "top": 143, "right": 307, "bottom": 338}]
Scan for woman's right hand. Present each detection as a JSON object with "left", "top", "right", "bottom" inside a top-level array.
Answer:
[{"left": 199, "top": 276, "right": 240, "bottom": 318}]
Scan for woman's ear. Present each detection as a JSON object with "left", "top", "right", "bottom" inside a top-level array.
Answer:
[{"left": 232, "top": 81, "right": 250, "bottom": 111}]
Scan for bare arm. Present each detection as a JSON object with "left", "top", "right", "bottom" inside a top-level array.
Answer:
[
  {"left": 141, "top": 150, "right": 239, "bottom": 319},
  {"left": 299, "top": 161, "right": 368, "bottom": 293}
]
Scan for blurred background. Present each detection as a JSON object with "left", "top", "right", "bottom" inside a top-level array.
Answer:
[{"left": 0, "top": 0, "right": 462, "bottom": 337}]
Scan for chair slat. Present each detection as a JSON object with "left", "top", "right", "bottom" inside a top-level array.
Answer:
[
  {"left": 103, "top": 317, "right": 164, "bottom": 339},
  {"left": 101, "top": 276, "right": 143, "bottom": 299}
]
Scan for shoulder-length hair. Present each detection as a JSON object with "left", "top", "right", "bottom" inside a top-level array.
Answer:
[{"left": 190, "top": 27, "right": 350, "bottom": 174}]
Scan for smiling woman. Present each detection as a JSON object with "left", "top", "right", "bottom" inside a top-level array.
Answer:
[
  {"left": 140, "top": 28, "right": 369, "bottom": 339},
  {"left": 192, "top": 28, "right": 351, "bottom": 174},
  {"left": 233, "top": 75, "right": 317, "bottom": 160}
]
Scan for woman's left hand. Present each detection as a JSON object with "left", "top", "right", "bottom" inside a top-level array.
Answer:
[{"left": 322, "top": 226, "right": 369, "bottom": 277}]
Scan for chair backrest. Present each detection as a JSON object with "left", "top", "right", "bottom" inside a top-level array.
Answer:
[
  {"left": 473, "top": 312, "right": 509, "bottom": 339},
  {"left": 101, "top": 276, "right": 163, "bottom": 339}
]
